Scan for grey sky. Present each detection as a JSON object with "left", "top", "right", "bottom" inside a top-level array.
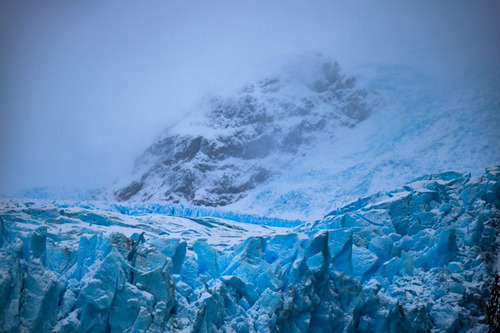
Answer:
[{"left": 1, "top": 1, "right": 499, "bottom": 193}]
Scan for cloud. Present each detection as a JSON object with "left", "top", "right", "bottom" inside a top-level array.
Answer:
[{"left": 1, "top": 0, "right": 499, "bottom": 193}]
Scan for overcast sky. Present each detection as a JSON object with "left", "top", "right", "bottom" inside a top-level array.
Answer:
[{"left": 1, "top": 1, "right": 499, "bottom": 193}]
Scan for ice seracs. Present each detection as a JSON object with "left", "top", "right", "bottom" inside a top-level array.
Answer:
[{"left": 1, "top": 166, "right": 499, "bottom": 332}]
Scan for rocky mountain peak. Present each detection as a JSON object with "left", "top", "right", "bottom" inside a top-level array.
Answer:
[{"left": 113, "top": 55, "right": 375, "bottom": 207}]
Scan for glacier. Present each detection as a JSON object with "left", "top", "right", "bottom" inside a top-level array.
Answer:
[{"left": 1, "top": 166, "right": 499, "bottom": 332}]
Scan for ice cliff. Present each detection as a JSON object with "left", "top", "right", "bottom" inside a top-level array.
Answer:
[{"left": 1, "top": 167, "right": 499, "bottom": 332}]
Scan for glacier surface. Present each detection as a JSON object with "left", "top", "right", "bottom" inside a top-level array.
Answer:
[{"left": 1, "top": 167, "right": 499, "bottom": 332}]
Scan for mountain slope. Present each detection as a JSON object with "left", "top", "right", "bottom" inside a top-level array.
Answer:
[{"left": 230, "top": 67, "right": 500, "bottom": 220}]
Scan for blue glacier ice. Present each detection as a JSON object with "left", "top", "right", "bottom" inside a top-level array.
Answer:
[{"left": 0, "top": 167, "right": 499, "bottom": 332}]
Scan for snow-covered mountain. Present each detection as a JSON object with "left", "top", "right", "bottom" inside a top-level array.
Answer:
[
  {"left": 111, "top": 55, "right": 500, "bottom": 220},
  {"left": 111, "top": 55, "right": 377, "bottom": 212},
  {"left": 2, "top": 167, "right": 499, "bottom": 332}
]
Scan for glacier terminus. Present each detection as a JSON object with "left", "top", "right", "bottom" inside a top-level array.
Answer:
[{"left": 1, "top": 167, "right": 499, "bottom": 332}]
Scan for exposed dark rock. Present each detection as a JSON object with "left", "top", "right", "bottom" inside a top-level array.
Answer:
[
  {"left": 115, "top": 181, "right": 144, "bottom": 202},
  {"left": 488, "top": 274, "right": 500, "bottom": 332}
]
